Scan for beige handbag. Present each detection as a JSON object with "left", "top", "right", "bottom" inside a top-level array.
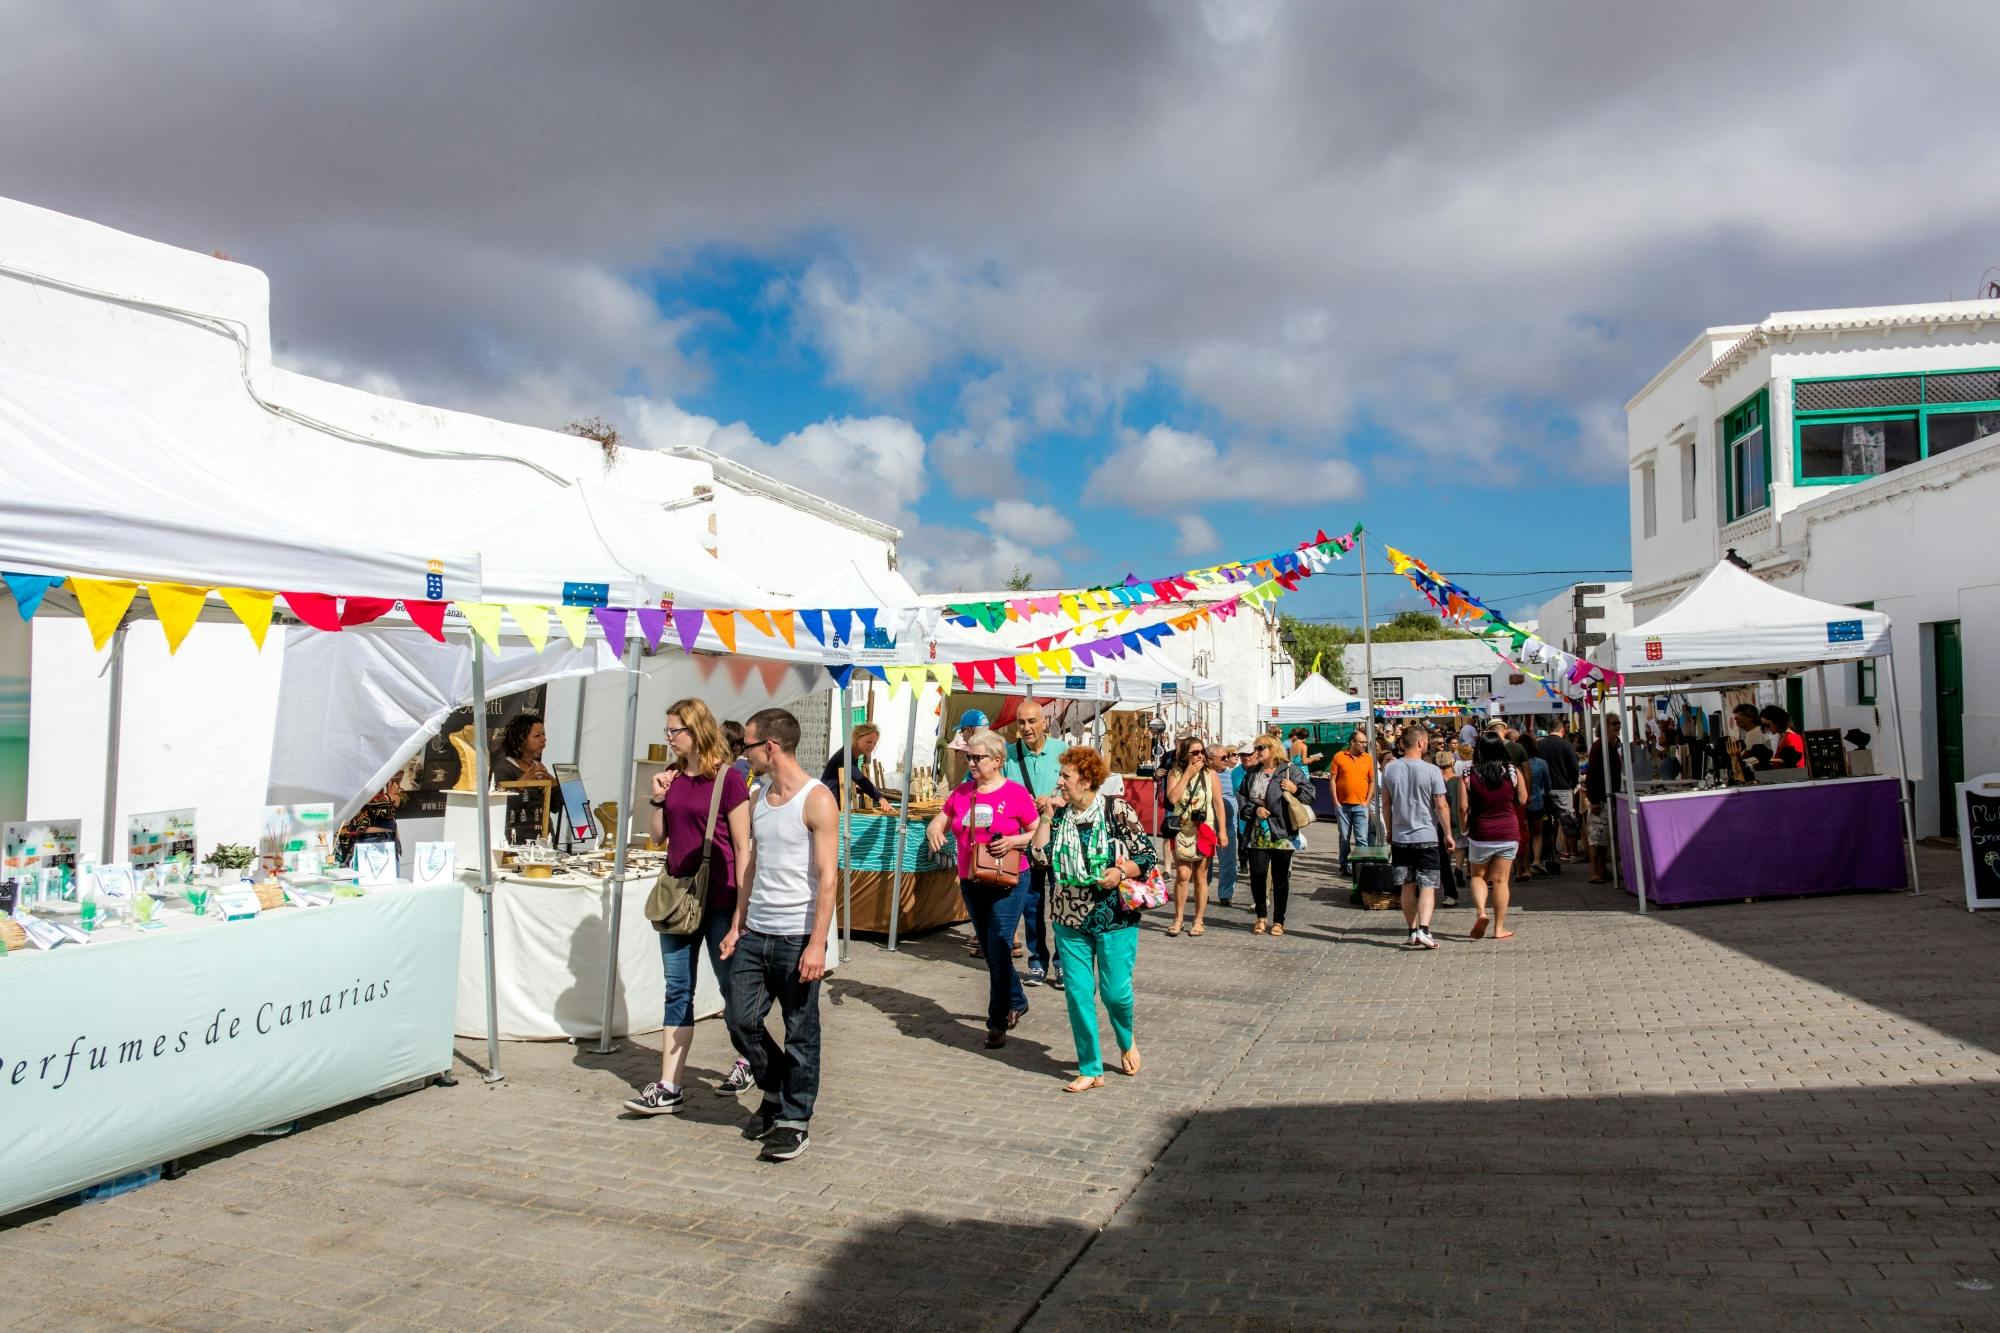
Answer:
[{"left": 644, "top": 772, "right": 726, "bottom": 935}]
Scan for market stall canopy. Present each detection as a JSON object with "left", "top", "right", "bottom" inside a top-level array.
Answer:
[
  {"left": 1480, "top": 678, "right": 1566, "bottom": 717},
  {"left": 1260, "top": 672, "right": 1365, "bottom": 724},
  {"left": 1594, "top": 559, "right": 1893, "bottom": 687},
  {"left": 268, "top": 628, "right": 615, "bottom": 821},
  {"left": 0, "top": 366, "right": 479, "bottom": 602}
]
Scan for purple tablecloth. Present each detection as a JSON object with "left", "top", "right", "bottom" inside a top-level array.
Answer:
[{"left": 1614, "top": 778, "right": 1906, "bottom": 906}]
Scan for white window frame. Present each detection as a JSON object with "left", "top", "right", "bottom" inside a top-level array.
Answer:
[
  {"left": 1641, "top": 460, "right": 1658, "bottom": 539},
  {"left": 1453, "top": 674, "right": 1492, "bottom": 700},
  {"left": 1679, "top": 439, "right": 1698, "bottom": 522},
  {"left": 1371, "top": 676, "right": 1404, "bottom": 703}
]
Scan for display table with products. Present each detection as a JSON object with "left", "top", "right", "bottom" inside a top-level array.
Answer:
[
  {"left": 1613, "top": 775, "right": 1907, "bottom": 907},
  {"left": 453, "top": 869, "right": 716, "bottom": 1042},
  {"left": 0, "top": 879, "right": 460, "bottom": 1219},
  {"left": 841, "top": 812, "right": 965, "bottom": 935}
]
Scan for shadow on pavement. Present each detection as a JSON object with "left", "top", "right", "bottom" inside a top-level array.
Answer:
[{"left": 789, "top": 1083, "right": 2000, "bottom": 1330}]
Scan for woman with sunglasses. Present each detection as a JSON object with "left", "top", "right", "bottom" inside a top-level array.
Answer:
[
  {"left": 926, "top": 730, "right": 1041, "bottom": 1049},
  {"left": 1163, "top": 735, "right": 1226, "bottom": 937},
  {"left": 622, "top": 698, "right": 756, "bottom": 1116},
  {"left": 1237, "top": 736, "right": 1316, "bottom": 936}
]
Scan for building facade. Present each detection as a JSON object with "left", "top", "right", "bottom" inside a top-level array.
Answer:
[
  {"left": 1625, "top": 298, "right": 2000, "bottom": 837},
  {"left": 1337, "top": 638, "right": 1512, "bottom": 709}
]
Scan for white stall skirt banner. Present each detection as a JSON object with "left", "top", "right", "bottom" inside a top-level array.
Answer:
[
  {"left": 456, "top": 875, "right": 710, "bottom": 1041},
  {"left": 0, "top": 882, "right": 461, "bottom": 1218}
]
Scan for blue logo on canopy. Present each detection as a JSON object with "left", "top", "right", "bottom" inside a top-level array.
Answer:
[{"left": 1826, "top": 619, "right": 1863, "bottom": 643}]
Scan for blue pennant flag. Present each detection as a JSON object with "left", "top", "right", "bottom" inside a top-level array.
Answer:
[{"left": 3, "top": 572, "right": 65, "bottom": 620}]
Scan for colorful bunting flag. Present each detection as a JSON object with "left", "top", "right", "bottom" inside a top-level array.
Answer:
[
  {"left": 339, "top": 596, "right": 396, "bottom": 628},
  {"left": 593, "top": 606, "right": 630, "bottom": 658},
  {"left": 72, "top": 578, "right": 140, "bottom": 649},
  {"left": 458, "top": 602, "right": 505, "bottom": 651},
  {"left": 2, "top": 573, "right": 64, "bottom": 620},
  {"left": 553, "top": 604, "right": 591, "bottom": 649},
  {"left": 280, "top": 591, "right": 342, "bottom": 633},
  {"left": 508, "top": 604, "right": 549, "bottom": 652},
  {"left": 219, "top": 587, "right": 278, "bottom": 649},
  {"left": 147, "top": 583, "right": 209, "bottom": 654},
  {"left": 706, "top": 609, "right": 738, "bottom": 654},
  {"left": 670, "top": 608, "right": 703, "bottom": 653}
]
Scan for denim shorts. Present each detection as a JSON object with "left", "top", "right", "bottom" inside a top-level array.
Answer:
[
  {"left": 1466, "top": 839, "right": 1518, "bottom": 865},
  {"left": 1390, "top": 841, "right": 1440, "bottom": 889}
]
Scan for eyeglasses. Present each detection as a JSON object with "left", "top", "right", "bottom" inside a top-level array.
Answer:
[{"left": 665, "top": 725, "right": 692, "bottom": 740}]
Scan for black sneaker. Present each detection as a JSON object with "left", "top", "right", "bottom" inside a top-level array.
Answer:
[
  {"left": 761, "top": 1126, "right": 809, "bottom": 1161},
  {"left": 742, "top": 1103, "right": 779, "bottom": 1140},
  {"left": 717, "top": 1060, "right": 753, "bottom": 1095},
  {"left": 1025, "top": 964, "right": 1046, "bottom": 988},
  {"left": 621, "top": 1082, "right": 684, "bottom": 1116}
]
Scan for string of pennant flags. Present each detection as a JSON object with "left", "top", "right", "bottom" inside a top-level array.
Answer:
[
  {"left": 1381, "top": 544, "right": 1624, "bottom": 707},
  {"left": 1, "top": 522, "right": 1362, "bottom": 668},
  {"left": 827, "top": 525, "right": 1364, "bottom": 693}
]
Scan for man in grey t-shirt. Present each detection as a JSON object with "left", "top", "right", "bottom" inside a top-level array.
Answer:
[{"left": 1381, "top": 725, "right": 1454, "bottom": 950}]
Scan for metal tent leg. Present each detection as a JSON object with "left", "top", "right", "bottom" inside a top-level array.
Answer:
[
  {"left": 887, "top": 686, "right": 921, "bottom": 952},
  {"left": 471, "top": 638, "right": 503, "bottom": 1083},
  {"left": 1618, "top": 681, "right": 1647, "bottom": 914},
  {"left": 1883, "top": 652, "right": 1922, "bottom": 896},
  {"left": 100, "top": 623, "right": 128, "bottom": 864},
  {"left": 595, "top": 637, "right": 643, "bottom": 1053}
]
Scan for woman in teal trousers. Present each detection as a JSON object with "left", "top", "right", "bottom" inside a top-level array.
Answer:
[{"left": 1032, "top": 745, "right": 1158, "bottom": 1093}]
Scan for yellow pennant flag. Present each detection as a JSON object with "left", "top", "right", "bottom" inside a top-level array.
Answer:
[
  {"left": 705, "top": 609, "right": 738, "bottom": 654},
  {"left": 72, "top": 578, "right": 139, "bottom": 650},
  {"left": 146, "top": 583, "right": 211, "bottom": 655},
  {"left": 1059, "top": 593, "right": 1081, "bottom": 623},
  {"left": 218, "top": 587, "right": 277, "bottom": 650},
  {"left": 459, "top": 602, "right": 505, "bottom": 651},
  {"left": 1016, "top": 654, "right": 1041, "bottom": 681},
  {"left": 553, "top": 604, "right": 591, "bottom": 649},
  {"left": 926, "top": 663, "right": 954, "bottom": 693},
  {"left": 771, "top": 609, "right": 798, "bottom": 647},
  {"left": 740, "top": 608, "right": 775, "bottom": 639},
  {"left": 507, "top": 605, "right": 549, "bottom": 652},
  {"left": 1385, "top": 547, "right": 1417, "bottom": 576}
]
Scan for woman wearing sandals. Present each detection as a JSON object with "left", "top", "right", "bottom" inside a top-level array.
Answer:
[
  {"left": 1463, "top": 735, "right": 1528, "bottom": 941},
  {"left": 1033, "top": 745, "right": 1157, "bottom": 1093},
  {"left": 927, "top": 730, "right": 1040, "bottom": 1050},
  {"left": 1237, "top": 736, "right": 1316, "bottom": 937},
  {"left": 1163, "top": 736, "right": 1226, "bottom": 937}
]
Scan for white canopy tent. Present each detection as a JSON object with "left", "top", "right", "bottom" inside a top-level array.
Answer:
[
  {"left": 1480, "top": 678, "right": 1567, "bottom": 718},
  {"left": 1590, "top": 559, "right": 1915, "bottom": 912},
  {"left": 1260, "top": 673, "right": 1366, "bottom": 725}
]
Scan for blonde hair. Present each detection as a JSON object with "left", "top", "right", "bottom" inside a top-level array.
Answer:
[
  {"left": 963, "top": 729, "right": 1007, "bottom": 761},
  {"left": 852, "top": 723, "right": 881, "bottom": 744},
  {"left": 666, "top": 698, "right": 731, "bottom": 779}
]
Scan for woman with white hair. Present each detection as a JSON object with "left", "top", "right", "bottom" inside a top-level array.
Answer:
[{"left": 927, "top": 730, "right": 1041, "bottom": 1050}]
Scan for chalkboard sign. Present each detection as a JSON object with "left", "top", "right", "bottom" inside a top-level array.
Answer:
[
  {"left": 1803, "top": 728, "right": 1846, "bottom": 781},
  {"left": 1960, "top": 775, "right": 2000, "bottom": 911}
]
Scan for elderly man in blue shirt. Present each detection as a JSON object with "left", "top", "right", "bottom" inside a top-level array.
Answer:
[{"left": 1003, "top": 699, "right": 1063, "bottom": 988}]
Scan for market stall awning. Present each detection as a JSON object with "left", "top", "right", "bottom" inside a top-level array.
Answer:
[
  {"left": 1259, "top": 672, "right": 1365, "bottom": 724},
  {"left": 0, "top": 366, "right": 479, "bottom": 602},
  {"left": 1594, "top": 559, "right": 1893, "bottom": 686}
]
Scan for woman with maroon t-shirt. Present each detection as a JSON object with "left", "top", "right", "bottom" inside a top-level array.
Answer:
[
  {"left": 1464, "top": 736, "right": 1529, "bottom": 941},
  {"left": 621, "top": 698, "right": 755, "bottom": 1117}
]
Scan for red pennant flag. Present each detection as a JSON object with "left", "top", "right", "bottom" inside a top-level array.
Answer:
[
  {"left": 726, "top": 656, "right": 756, "bottom": 689},
  {"left": 996, "top": 658, "right": 1018, "bottom": 685},
  {"left": 757, "top": 661, "right": 792, "bottom": 694},
  {"left": 339, "top": 596, "right": 396, "bottom": 627},
  {"left": 281, "top": 592, "right": 342, "bottom": 632},
  {"left": 955, "top": 661, "right": 979, "bottom": 690},
  {"left": 404, "top": 600, "right": 450, "bottom": 641},
  {"left": 973, "top": 659, "right": 998, "bottom": 687}
]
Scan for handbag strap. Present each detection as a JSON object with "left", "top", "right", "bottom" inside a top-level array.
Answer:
[{"left": 694, "top": 768, "right": 729, "bottom": 873}]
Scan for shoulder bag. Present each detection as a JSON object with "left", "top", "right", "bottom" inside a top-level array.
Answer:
[
  {"left": 644, "top": 772, "right": 728, "bottom": 935},
  {"left": 968, "top": 797, "right": 1023, "bottom": 889},
  {"left": 1280, "top": 763, "right": 1318, "bottom": 831}
]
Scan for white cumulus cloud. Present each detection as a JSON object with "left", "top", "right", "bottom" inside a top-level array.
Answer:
[
  {"left": 1084, "top": 425, "right": 1363, "bottom": 510},
  {"left": 1173, "top": 513, "right": 1220, "bottom": 555}
]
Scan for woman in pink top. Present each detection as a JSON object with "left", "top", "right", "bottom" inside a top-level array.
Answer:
[{"left": 927, "top": 729, "right": 1041, "bottom": 1049}]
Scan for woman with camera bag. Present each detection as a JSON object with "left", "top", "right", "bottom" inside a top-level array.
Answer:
[{"left": 1163, "top": 735, "right": 1226, "bottom": 938}]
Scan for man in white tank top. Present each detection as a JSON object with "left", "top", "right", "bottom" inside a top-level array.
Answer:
[{"left": 722, "top": 707, "right": 840, "bottom": 1162}]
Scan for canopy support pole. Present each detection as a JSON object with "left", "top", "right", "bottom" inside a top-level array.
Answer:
[
  {"left": 99, "top": 623, "right": 128, "bottom": 864},
  {"left": 594, "top": 636, "right": 643, "bottom": 1054},
  {"left": 1596, "top": 686, "right": 1617, "bottom": 893},
  {"left": 1358, "top": 533, "right": 1379, "bottom": 834},
  {"left": 1884, "top": 652, "right": 1922, "bottom": 896},
  {"left": 1814, "top": 664, "right": 1833, "bottom": 730},
  {"left": 839, "top": 682, "right": 853, "bottom": 964},
  {"left": 887, "top": 685, "right": 921, "bottom": 952},
  {"left": 471, "top": 636, "right": 503, "bottom": 1083},
  {"left": 1617, "top": 680, "right": 1647, "bottom": 914}
]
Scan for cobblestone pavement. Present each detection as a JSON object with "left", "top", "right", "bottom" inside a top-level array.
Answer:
[{"left": 5, "top": 834, "right": 1999, "bottom": 1331}]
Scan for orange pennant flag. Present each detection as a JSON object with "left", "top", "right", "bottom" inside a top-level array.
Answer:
[
  {"left": 705, "top": 609, "right": 738, "bottom": 654},
  {"left": 740, "top": 608, "right": 774, "bottom": 639},
  {"left": 771, "top": 609, "right": 798, "bottom": 647}
]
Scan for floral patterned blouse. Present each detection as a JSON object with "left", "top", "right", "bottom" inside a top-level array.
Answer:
[{"left": 1046, "top": 794, "right": 1158, "bottom": 936}]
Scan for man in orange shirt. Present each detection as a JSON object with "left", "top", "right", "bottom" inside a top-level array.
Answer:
[{"left": 1331, "top": 727, "right": 1376, "bottom": 878}]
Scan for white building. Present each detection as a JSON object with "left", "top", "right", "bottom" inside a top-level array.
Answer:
[
  {"left": 1625, "top": 298, "right": 2000, "bottom": 836},
  {"left": 1338, "top": 638, "right": 1510, "bottom": 708},
  {"left": 0, "top": 196, "right": 897, "bottom": 845}
]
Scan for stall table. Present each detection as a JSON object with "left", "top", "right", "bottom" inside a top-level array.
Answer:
[
  {"left": 841, "top": 812, "right": 964, "bottom": 935},
  {"left": 1614, "top": 775, "right": 1907, "bottom": 906},
  {"left": 2, "top": 879, "right": 460, "bottom": 1218}
]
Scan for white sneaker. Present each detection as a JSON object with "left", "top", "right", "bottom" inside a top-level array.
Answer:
[{"left": 1417, "top": 928, "right": 1439, "bottom": 950}]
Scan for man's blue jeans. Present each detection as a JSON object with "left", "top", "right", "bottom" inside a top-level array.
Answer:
[
  {"left": 1337, "top": 803, "right": 1370, "bottom": 874},
  {"left": 1214, "top": 801, "right": 1239, "bottom": 901},
  {"left": 1022, "top": 862, "right": 1051, "bottom": 971},
  {"left": 724, "top": 928, "right": 822, "bottom": 1129}
]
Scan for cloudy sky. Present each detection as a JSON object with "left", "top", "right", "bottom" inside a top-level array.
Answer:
[{"left": 5, "top": 1, "right": 1997, "bottom": 616}]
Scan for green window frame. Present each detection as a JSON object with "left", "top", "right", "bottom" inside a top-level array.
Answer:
[
  {"left": 1721, "top": 388, "right": 1771, "bottom": 522},
  {"left": 1852, "top": 601, "right": 1876, "bottom": 705},
  {"left": 1792, "top": 368, "right": 2000, "bottom": 487}
]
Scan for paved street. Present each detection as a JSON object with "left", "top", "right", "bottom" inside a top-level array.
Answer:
[{"left": 6, "top": 832, "right": 2000, "bottom": 1331}]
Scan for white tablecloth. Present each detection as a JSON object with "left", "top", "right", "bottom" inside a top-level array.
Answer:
[{"left": 454, "top": 873, "right": 718, "bottom": 1041}]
